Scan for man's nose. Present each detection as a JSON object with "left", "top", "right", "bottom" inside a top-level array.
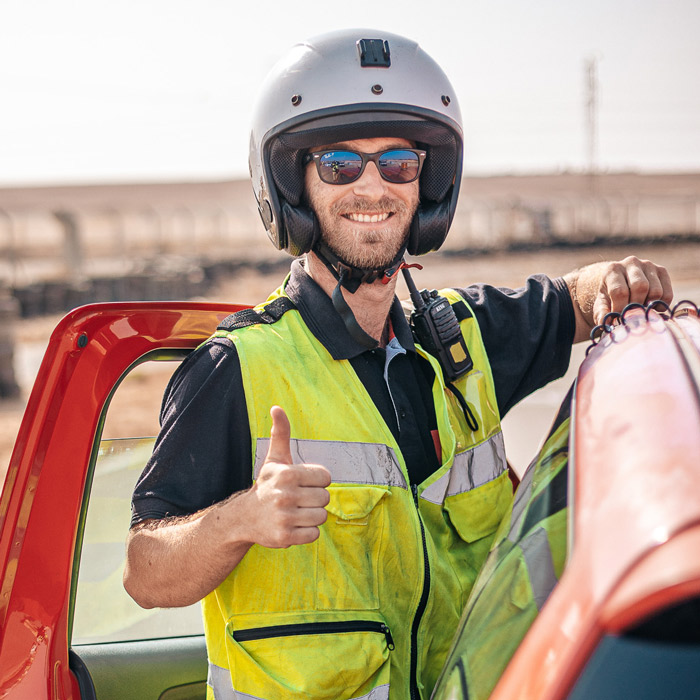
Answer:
[{"left": 352, "top": 161, "right": 388, "bottom": 198}]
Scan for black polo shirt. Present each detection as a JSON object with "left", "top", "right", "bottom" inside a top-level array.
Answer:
[{"left": 131, "top": 259, "right": 575, "bottom": 526}]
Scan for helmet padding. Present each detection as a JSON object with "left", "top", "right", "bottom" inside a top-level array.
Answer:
[{"left": 269, "top": 111, "right": 458, "bottom": 206}]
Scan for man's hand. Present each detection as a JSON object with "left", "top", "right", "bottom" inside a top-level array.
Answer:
[
  {"left": 247, "top": 405, "right": 331, "bottom": 549},
  {"left": 565, "top": 256, "right": 673, "bottom": 342},
  {"left": 124, "top": 405, "right": 330, "bottom": 609},
  {"left": 590, "top": 256, "right": 673, "bottom": 322}
]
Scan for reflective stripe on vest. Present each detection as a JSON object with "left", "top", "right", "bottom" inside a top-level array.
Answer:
[
  {"left": 208, "top": 662, "right": 234, "bottom": 699},
  {"left": 420, "top": 431, "right": 506, "bottom": 504},
  {"left": 208, "top": 662, "right": 391, "bottom": 700},
  {"left": 507, "top": 457, "right": 534, "bottom": 542},
  {"left": 253, "top": 438, "right": 408, "bottom": 489},
  {"left": 519, "top": 526, "right": 558, "bottom": 610}
]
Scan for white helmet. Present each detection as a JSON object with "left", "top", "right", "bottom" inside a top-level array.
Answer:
[{"left": 249, "top": 28, "right": 463, "bottom": 259}]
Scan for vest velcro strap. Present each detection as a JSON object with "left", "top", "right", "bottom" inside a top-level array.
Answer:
[
  {"left": 452, "top": 300, "right": 473, "bottom": 321},
  {"left": 218, "top": 297, "right": 296, "bottom": 331}
]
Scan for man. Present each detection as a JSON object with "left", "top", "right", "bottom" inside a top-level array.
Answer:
[{"left": 124, "top": 29, "right": 672, "bottom": 700}]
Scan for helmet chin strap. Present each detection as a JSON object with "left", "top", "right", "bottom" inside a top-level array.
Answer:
[{"left": 313, "top": 241, "right": 421, "bottom": 349}]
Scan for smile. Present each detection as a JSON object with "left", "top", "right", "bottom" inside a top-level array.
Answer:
[{"left": 343, "top": 212, "right": 392, "bottom": 223}]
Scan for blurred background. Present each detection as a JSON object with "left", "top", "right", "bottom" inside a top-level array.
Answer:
[{"left": 1, "top": 0, "right": 699, "bottom": 476}]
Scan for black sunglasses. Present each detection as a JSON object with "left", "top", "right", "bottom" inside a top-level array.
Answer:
[{"left": 304, "top": 148, "right": 427, "bottom": 185}]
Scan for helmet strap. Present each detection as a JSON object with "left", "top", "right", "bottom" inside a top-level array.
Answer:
[
  {"left": 312, "top": 241, "right": 410, "bottom": 349},
  {"left": 314, "top": 240, "right": 409, "bottom": 291},
  {"left": 331, "top": 269, "right": 379, "bottom": 349}
]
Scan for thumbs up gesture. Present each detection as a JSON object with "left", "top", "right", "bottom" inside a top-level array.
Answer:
[{"left": 249, "top": 406, "right": 331, "bottom": 549}]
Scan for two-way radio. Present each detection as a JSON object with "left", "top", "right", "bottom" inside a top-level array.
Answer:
[
  {"left": 402, "top": 266, "right": 479, "bottom": 431},
  {"left": 402, "top": 267, "right": 473, "bottom": 381}
]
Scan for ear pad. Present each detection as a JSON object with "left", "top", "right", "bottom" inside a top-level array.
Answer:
[
  {"left": 281, "top": 202, "right": 320, "bottom": 257},
  {"left": 407, "top": 198, "right": 453, "bottom": 256}
]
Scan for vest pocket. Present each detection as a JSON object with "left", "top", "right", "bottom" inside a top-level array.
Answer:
[
  {"left": 224, "top": 611, "right": 392, "bottom": 699},
  {"left": 316, "top": 485, "right": 389, "bottom": 610},
  {"left": 444, "top": 470, "right": 512, "bottom": 543}
]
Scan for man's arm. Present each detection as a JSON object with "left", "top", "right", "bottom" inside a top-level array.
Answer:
[
  {"left": 123, "top": 406, "right": 331, "bottom": 608},
  {"left": 564, "top": 255, "right": 673, "bottom": 344}
]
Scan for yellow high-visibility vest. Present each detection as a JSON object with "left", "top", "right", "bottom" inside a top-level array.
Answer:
[{"left": 203, "top": 286, "right": 512, "bottom": 700}]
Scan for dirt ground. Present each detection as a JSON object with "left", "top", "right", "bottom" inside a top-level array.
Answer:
[{"left": 2, "top": 240, "right": 699, "bottom": 481}]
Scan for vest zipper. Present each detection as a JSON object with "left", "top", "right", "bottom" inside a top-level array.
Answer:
[
  {"left": 231, "top": 620, "right": 395, "bottom": 650},
  {"left": 410, "top": 483, "right": 431, "bottom": 700}
]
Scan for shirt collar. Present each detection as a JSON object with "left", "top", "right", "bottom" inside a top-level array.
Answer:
[{"left": 284, "top": 258, "right": 416, "bottom": 360}]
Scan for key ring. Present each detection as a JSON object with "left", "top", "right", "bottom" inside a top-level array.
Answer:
[{"left": 585, "top": 298, "right": 699, "bottom": 355}]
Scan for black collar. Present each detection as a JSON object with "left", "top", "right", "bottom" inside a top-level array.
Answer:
[{"left": 284, "top": 259, "right": 416, "bottom": 360}]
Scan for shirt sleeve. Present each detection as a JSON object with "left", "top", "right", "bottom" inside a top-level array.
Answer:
[
  {"left": 455, "top": 275, "right": 576, "bottom": 416},
  {"left": 130, "top": 336, "right": 253, "bottom": 527}
]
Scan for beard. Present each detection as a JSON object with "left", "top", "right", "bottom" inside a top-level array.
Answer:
[{"left": 316, "top": 196, "right": 417, "bottom": 270}]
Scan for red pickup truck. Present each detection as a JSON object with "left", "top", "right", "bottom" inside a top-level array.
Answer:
[{"left": 1, "top": 301, "right": 699, "bottom": 699}]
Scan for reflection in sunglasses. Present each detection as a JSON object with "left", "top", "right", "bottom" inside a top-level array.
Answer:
[{"left": 306, "top": 149, "right": 426, "bottom": 185}]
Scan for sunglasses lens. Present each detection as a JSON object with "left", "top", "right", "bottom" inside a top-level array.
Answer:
[
  {"left": 314, "top": 149, "right": 423, "bottom": 184},
  {"left": 378, "top": 150, "right": 421, "bottom": 183},
  {"left": 317, "top": 151, "right": 363, "bottom": 184}
]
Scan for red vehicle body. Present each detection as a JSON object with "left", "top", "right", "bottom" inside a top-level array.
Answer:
[
  {"left": 1, "top": 302, "right": 699, "bottom": 699},
  {"left": 490, "top": 309, "right": 700, "bottom": 699},
  {"left": 0, "top": 303, "right": 245, "bottom": 699}
]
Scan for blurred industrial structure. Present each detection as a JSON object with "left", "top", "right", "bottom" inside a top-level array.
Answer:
[{"left": 0, "top": 173, "right": 699, "bottom": 322}]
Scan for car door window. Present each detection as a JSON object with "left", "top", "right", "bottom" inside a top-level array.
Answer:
[{"left": 71, "top": 356, "right": 204, "bottom": 645}]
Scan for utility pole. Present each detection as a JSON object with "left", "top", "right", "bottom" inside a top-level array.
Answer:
[{"left": 584, "top": 56, "right": 598, "bottom": 193}]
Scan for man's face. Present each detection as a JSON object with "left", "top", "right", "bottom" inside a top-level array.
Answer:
[{"left": 304, "top": 137, "right": 420, "bottom": 270}]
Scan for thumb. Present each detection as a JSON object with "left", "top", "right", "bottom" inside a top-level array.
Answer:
[
  {"left": 592, "top": 291, "right": 611, "bottom": 327},
  {"left": 265, "top": 405, "right": 293, "bottom": 465}
]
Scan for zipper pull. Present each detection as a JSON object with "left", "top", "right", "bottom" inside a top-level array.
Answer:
[
  {"left": 411, "top": 483, "right": 420, "bottom": 508},
  {"left": 381, "top": 624, "right": 395, "bottom": 650}
]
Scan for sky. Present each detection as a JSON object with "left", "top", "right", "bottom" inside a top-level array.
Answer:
[{"left": 1, "top": 0, "right": 699, "bottom": 186}]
